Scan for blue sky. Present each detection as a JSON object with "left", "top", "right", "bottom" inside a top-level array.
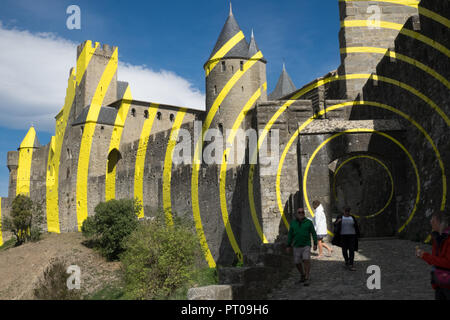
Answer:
[{"left": 0, "top": 0, "right": 342, "bottom": 197}]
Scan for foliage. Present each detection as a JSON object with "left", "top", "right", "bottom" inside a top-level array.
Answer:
[
  {"left": 0, "top": 237, "right": 17, "bottom": 252},
  {"left": 3, "top": 195, "right": 44, "bottom": 245},
  {"left": 86, "top": 283, "right": 126, "bottom": 300},
  {"left": 120, "top": 210, "right": 208, "bottom": 300},
  {"left": 33, "top": 258, "right": 82, "bottom": 300},
  {"left": 81, "top": 199, "right": 141, "bottom": 261}
]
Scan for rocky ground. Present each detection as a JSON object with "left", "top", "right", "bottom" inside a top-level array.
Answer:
[
  {"left": 266, "top": 238, "right": 434, "bottom": 300},
  {"left": 0, "top": 232, "right": 121, "bottom": 299}
]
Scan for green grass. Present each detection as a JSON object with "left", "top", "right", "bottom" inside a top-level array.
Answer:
[
  {"left": 86, "top": 283, "right": 126, "bottom": 300},
  {"left": 0, "top": 238, "right": 17, "bottom": 252}
]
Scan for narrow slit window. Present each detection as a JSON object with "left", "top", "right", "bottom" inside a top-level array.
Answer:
[
  {"left": 221, "top": 61, "right": 226, "bottom": 72},
  {"left": 240, "top": 61, "right": 244, "bottom": 71}
]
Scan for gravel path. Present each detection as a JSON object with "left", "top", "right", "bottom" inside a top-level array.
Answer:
[{"left": 267, "top": 239, "right": 434, "bottom": 300}]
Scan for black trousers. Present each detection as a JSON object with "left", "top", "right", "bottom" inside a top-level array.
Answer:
[{"left": 341, "top": 234, "right": 357, "bottom": 265}]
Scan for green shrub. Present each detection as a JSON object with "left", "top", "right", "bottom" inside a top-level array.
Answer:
[
  {"left": 81, "top": 199, "right": 141, "bottom": 261},
  {"left": 33, "top": 258, "right": 82, "bottom": 300},
  {"left": 3, "top": 195, "right": 44, "bottom": 245},
  {"left": 120, "top": 211, "right": 205, "bottom": 300}
]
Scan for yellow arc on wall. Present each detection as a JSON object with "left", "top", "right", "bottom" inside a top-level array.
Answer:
[
  {"left": 332, "top": 155, "right": 395, "bottom": 219},
  {"left": 302, "top": 129, "right": 420, "bottom": 234},
  {"left": 219, "top": 86, "right": 264, "bottom": 260},
  {"left": 275, "top": 101, "right": 445, "bottom": 233},
  {"left": 162, "top": 108, "right": 187, "bottom": 226},
  {"left": 205, "top": 31, "right": 245, "bottom": 77},
  {"left": 16, "top": 127, "right": 37, "bottom": 197},
  {"left": 134, "top": 104, "right": 159, "bottom": 218},
  {"left": 76, "top": 48, "right": 118, "bottom": 231},
  {"left": 105, "top": 86, "right": 133, "bottom": 201},
  {"left": 341, "top": 20, "right": 450, "bottom": 58},
  {"left": 192, "top": 51, "right": 264, "bottom": 267},
  {"left": 46, "top": 41, "right": 99, "bottom": 234}
]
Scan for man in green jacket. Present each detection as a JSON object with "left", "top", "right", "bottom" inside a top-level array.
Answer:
[{"left": 286, "top": 207, "right": 318, "bottom": 286}]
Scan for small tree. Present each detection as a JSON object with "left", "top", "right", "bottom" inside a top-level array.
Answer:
[
  {"left": 3, "top": 194, "right": 44, "bottom": 245},
  {"left": 120, "top": 211, "right": 204, "bottom": 299},
  {"left": 81, "top": 199, "right": 141, "bottom": 261}
]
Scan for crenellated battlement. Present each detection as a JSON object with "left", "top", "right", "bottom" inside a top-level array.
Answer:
[{"left": 76, "top": 40, "right": 118, "bottom": 59}]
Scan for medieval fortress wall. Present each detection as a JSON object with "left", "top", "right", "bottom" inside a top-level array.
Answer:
[{"left": 1, "top": 0, "right": 448, "bottom": 265}]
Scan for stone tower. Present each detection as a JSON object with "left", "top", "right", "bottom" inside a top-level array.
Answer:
[
  {"left": 338, "top": 0, "right": 418, "bottom": 99},
  {"left": 72, "top": 40, "right": 119, "bottom": 121},
  {"left": 204, "top": 6, "right": 267, "bottom": 138}
]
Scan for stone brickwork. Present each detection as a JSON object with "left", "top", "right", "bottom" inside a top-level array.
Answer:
[{"left": 3, "top": 0, "right": 448, "bottom": 274}]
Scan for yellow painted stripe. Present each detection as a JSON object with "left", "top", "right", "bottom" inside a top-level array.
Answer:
[
  {"left": 0, "top": 197, "right": 3, "bottom": 246},
  {"left": 341, "top": 47, "right": 450, "bottom": 89},
  {"left": 220, "top": 87, "right": 266, "bottom": 256},
  {"left": 250, "top": 73, "right": 447, "bottom": 234},
  {"left": 76, "top": 49, "right": 118, "bottom": 231},
  {"left": 205, "top": 31, "right": 246, "bottom": 77},
  {"left": 339, "top": 0, "right": 419, "bottom": 8},
  {"left": 192, "top": 51, "right": 264, "bottom": 267},
  {"left": 16, "top": 127, "right": 36, "bottom": 196},
  {"left": 162, "top": 108, "right": 187, "bottom": 226},
  {"left": 341, "top": 20, "right": 450, "bottom": 58},
  {"left": 339, "top": 1, "right": 450, "bottom": 29},
  {"left": 105, "top": 86, "right": 133, "bottom": 201},
  {"left": 46, "top": 42, "right": 98, "bottom": 233},
  {"left": 276, "top": 100, "right": 446, "bottom": 233},
  {"left": 76, "top": 42, "right": 100, "bottom": 86},
  {"left": 332, "top": 155, "right": 394, "bottom": 219},
  {"left": 134, "top": 104, "right": 159, "bottom": 218},
  {"left": 419, "top": 6, "right": 450, "bottom": 29},
  {"left": 302, "top": 129, "right": 420, "bottom": 234}
]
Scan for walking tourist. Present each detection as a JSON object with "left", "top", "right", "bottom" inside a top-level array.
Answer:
[
  {"left": 312, "top": 200, "right": 332, "bottom": 258},
  {"left": 332, "top": 207, "right": 360, "bottom": 271},
  {"left": 286, "top": 208, "right": 318, "bottom": 286}
]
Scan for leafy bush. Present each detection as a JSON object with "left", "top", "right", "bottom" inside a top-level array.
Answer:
[
  {"left": 120, "top": 211, "right": 206, "bottom": 300},
  {"left": 3, "top": 195, "right": 44, "bottom": 245},
  {"left": 81, "top": 199, "right": 140, "bottom": 261},
  {"left": 33, "top": 258, "right": 82, "bottom": 300}
]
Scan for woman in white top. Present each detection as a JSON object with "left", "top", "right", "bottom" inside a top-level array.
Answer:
[{"left": 313, "top": 200, "right": 333, "bottom": 258}]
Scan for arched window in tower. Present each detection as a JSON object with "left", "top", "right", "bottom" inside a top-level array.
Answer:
[
  {"left": 231, "top": 65, "right": 234, "bottom": 73},
  {"left": 170, "top": 114, "right": 175, "bottom": 122},
  {"left": 157, "top": 112, "right": 162, "bottom": 120},
  {"left": 221, "top": 61, "right": 226, "bottom": 72},
  {"left": 144, "top": 110, "right": 149, "bottom": 119},
  {"left": 240, "top": 61, "right": 244, "bottom": 71},
  {"left": 107, "top": 149, "right": 122, "bottom": 174},
  {"left": 242, "top": 86, "right": 244, "bottom": 92},
  {"left": 131, "top": 108, "right": 136, "bottom": 117},
  {"left": 214, "top": 85, "right": 217, "bottom": 95},
  {"left": 218, "top": 123, "right": 223, "bottom": 135}
]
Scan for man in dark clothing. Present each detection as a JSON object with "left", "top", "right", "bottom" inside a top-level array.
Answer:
[{"left": 286, "top": 208, "right": 318, "bottom": 286}]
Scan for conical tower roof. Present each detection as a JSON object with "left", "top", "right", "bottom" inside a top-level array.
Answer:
[
  {"left": 248, "top": 29, "right": 260, "bottom": 57},
  {"left": 268, "top": 64, "right": 297, "bottom": 100},
  {"left": 19, "top": 126, "right": 40, "bottom": 149},
  {"left": 207, "top": 7, "right": 249, "bottom": 61}
]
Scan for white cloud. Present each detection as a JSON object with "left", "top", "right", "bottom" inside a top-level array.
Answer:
[{"left": 0, "top": 22, "right": 205, "bottom": 133}]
